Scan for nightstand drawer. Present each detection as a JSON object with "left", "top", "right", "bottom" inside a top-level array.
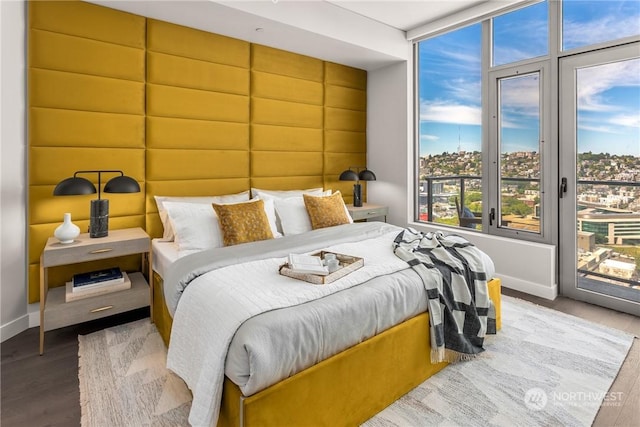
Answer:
[
  {"left": 42, "top": 228, "right": 149, "bottom": 267},
  {"left": 349, "top": 206, "right": 389, "bottom": 221},
  {"left": 44, "top": 272, "right": 149, "bottom": 331}
]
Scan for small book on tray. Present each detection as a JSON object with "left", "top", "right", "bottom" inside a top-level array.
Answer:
[
  {"left": 72, "top": 267, "right": 124, "bottom": 291},
  {"left": 287, "top": 254, "right": 329, "bottom": 276}
]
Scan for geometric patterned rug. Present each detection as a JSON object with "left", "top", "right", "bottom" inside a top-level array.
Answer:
[
  {"left": 79, "top": 296, "right": 634, "bottom": 426},
  {"left": 78, "top": 318, "right": 190, "bottom": 426}
]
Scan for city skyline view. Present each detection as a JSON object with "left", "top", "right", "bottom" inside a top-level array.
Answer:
[{"left": 418, "top": 0, "right": 640, "bottom": 158}]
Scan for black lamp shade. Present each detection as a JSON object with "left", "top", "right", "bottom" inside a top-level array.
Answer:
[
  {"left": 104, "top": 175, "right": 140, "bottom": 193},
  {"left": 53, "top": 177, "right": 96, "bottom": 196},
  {"left": 358, "top": 169, "right": 377, "bottom": 181},
  {"left": 339, "top": 170, "right": 359, "bottom": 181},
  {"left": 53, "top": 170, "right": 139, "bottom": 239}
]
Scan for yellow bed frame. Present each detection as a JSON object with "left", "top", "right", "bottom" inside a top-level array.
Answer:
[{"left": 152, "top": 271, "right": 502, "bottom": 426}]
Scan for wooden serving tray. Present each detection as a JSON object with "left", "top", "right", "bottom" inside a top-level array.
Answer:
[{"left": 279, "top": 251, "right": 364, "bottom": 285}]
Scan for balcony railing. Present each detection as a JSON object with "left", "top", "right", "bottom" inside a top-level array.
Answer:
[{"left": 418, "top": 175, "right": 481, "bottom": 223}]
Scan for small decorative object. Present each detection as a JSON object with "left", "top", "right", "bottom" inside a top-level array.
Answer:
[
  {"left": 280, "top": 251, "right": 364, "bottom": 285},
  {"left": 339, "top": 167, "right": 377, "bottom": 207},
  {"left": 327, "top": 259, "right": 340, "bottom": 273},
  {"left": 54, "top": 212, "right": 80, "bottom": 244},
  {"left": 53, "top": 170, "right": 140, "bottom": 238}
]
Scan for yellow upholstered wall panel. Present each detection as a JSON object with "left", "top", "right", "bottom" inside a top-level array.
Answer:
[
  {"left": 252, "top": 125, "right": 322, "bottom": 152},
  {"left": 251, "top": 152, "right": 323, "bottom": 177},
  {"left": 325, "top": 107, "right": 367, "bottom": 133},
  {"left": 147, "top": 150, "right": 249, "bottom": 181},
  {"left": 325, "top": 130, "right": 367, "bottom": 153},
  {"left": 30, "top": 69, "right": 144, "bottom": 114},
  {"left": 147, "top": 84, "right": 249, "bottom": 122},
  {"left": 252, "top": 98, "right": 323, "bottom": 129},
  {"left": 325, "top": 62, "right": 367, "bottom": 90},
  {"left": 30, "top": 108, "right": 144, "bottom": 149},
  {"left": 251, "top": 44, "right": 323, "bottom": 82},
  {"left": 323, "top": 62, "right": 367, "bottom": 203},
  {"left": 147, "top": 19, "right": 249, "bottom": 68},
  {"left": 148, "top": 52, "right": 249, "bottom": 95},
  {"left": 28, "top": 0, "right": 146, "bottom": 302},
  {"left": 250, "top": 45, "right": 327, "bottom": 191},
  {"left": 145, "top": 19, "right": 251, "bottom": 238},
  {"left": 252, "top": 71, "right": 323, "bottom": 105},
  {"left": 146, "top": 117, "right": 249, "bottom": 150},
  {"left": 29, "top": 29, "right": 144, "bottom": 81},
  {"left": 29, "top": 0, "right": 145, "bottom": 48}
]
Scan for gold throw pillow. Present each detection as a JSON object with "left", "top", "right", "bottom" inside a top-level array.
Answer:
[
  {"left": 212, "top": 199, "right": 274, "bottom": 246},
  {"left": 303, "top": 191, "right": 350, "bottom": 230}
]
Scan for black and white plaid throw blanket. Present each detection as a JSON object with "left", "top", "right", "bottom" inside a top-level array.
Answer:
[{"left": 393, "top": 228, "right": 496, "bottom": 363}]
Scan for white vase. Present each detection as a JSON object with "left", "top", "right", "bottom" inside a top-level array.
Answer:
[{"left": 54, "top": 212, "right": 80, "bottom": 244}]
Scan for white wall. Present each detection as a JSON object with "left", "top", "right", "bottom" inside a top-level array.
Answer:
[
  {"left": 367, "top": 60, "right": 412, "bottom": 226},
  {"left": 1, "top": 0, "right": 28, "bottom": 342}
]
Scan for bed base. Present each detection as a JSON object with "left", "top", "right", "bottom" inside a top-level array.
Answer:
[{"left": 152, "top": 272, "right": 502, "bottom": 426}]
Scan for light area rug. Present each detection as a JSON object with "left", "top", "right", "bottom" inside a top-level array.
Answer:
[{"left": 78, "top": 296, "right": 634, "bottom": 427}]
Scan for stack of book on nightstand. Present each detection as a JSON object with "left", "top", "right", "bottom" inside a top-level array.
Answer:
[{"left": 65, "top": 267, "right": 131, "bottom": 302}]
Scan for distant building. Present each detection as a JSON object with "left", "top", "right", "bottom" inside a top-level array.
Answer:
[
  {"left": 598, "top": 259, "right": 635, "bottom": 280},
  {"left": 578, "top": 207, "right": 640, "bottom": 245},
  {"left": 578, "top": 231, "right": 595, "bottom": 253}
]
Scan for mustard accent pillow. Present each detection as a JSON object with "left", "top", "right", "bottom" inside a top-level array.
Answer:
[
  {"left": 303, "top": 191, "right": 351, "bottom": 230},
  {"left": 212, "top": 199, "right": 274, "bottom": 246}
]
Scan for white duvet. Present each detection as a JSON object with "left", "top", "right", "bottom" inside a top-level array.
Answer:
[{"left": 166, "top": 227, "right": 410, "bottom": 427}]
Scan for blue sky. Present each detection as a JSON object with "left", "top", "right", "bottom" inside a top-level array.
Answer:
[{"left": 418, "top": 0, "right": 640, "bottom": 157}]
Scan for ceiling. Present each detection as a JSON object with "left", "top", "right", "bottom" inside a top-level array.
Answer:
[
  {"left": 88, "top": 0, "right": 512, "bottom": 70},
  {"left": 325, "top": 0, "right": 487, "bottom": 31}
]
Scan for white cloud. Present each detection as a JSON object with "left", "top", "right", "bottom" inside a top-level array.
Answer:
[
  {"left": 609, "top": 113, "right": 640, "bottom": 128},
  {"left": 420, "top": 101, "right": 481, "bottom": 126},
  {"left": 577, "top": 58, "right": 640, "bottom": 112},
  {"left": 578, "top": 124, "right": 620, "bottom": 134},
  {"left": 564, "top": 14, "right": 640, "bottom": 50},
  {"left": 442, "top": 78, "right": 481, "bottom": 104},
  {"left": 421, "top": 134, "right": 440, "bottom": 141}
]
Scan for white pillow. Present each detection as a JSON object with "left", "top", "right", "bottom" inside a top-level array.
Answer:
[
  {"left": 162, "top": 201, "right": 223, "bottom": 251},
  {"left": 154, "top": 191, "right": 250, "bottom": 241},
  {"left": 163, "top": 198, "right": 281, "bottom": 252},
  {"left": 251, "top": 187, "right": 324, "bottom": 199},
  {"left": 274, "top": 196, "right": 313, "bottom": 236},
  {"left": 274, "top": 192, "right": 352, "bottom": 236},
  {"left": 255, "top": 197, "right": 282, "bottom": 238}
]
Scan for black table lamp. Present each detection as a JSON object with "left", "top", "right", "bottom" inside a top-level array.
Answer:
[
  {"left": 339, "top": 167, "right": 377, "bottom": 207},
  {"left": 53, "top": 170, "right": 140, "bottom": 238}
]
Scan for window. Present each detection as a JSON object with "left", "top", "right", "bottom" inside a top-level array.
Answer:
[
  {"left": 493, "top": 1, "right": 548, "bottom": 66},
  {"left": 416, "top": 24, "right": 482, "bottom": 227},
  {"left": 562, "top": 0, "right": 640, "bottom": 51},
  {"left": 496, "top": 71, "right": 542, "bottom": 234},
  {"left": 415, "top": 0, "right": 639, "bottom": 244}
]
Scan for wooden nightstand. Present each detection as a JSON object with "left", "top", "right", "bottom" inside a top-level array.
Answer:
[
  {"left": 347, "top": 203, "right": 389, "bottom": 222},
  {"left": 39, "top": 227, "right": 151, "bottom": 354}
]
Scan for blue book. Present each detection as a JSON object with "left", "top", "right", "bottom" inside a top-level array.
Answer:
[{"left": 73, "top": 267, "right": 123, "bottom": 288}]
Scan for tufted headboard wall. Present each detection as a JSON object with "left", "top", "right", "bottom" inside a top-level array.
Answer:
[{"left": 27, "top": 0, "right": 367, "bottom": 303}]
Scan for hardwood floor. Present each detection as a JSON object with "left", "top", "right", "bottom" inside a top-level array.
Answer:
[{"left": 1, "top": 294, "right": 637, "bottom": 427}]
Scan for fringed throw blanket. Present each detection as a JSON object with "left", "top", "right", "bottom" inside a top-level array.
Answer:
[{"left": 393, "top": 228, "right": 496, "bottom": 363}]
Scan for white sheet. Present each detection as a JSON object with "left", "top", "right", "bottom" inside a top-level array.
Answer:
[
  {"left": 167, "top": 227, "right": 410, "bottom": 427},
  {"left": 151, "top": 239, "right": 196, "bottom": 279}
]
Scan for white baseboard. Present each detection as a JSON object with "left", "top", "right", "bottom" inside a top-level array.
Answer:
[
  {"left": 0, "top": 314, "right": 29, "bottom": 342},
  {"left": 498, "top": 273, "right": 558, "bottom": 300}
]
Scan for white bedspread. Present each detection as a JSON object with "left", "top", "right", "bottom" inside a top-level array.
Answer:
[{"left": 167, "top": 226, "right": 410, "bottom": 427}]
